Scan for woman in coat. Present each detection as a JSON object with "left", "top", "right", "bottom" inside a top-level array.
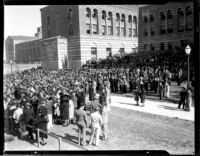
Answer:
[
  {"left": 61, "top": 94, "right": 70, "bottom": 126},
  {"left": 89, "top": 82, "right": 95, "bottom": 104},
  {"left": 34, "top": 100, "right": 48, "bottom": 145}
]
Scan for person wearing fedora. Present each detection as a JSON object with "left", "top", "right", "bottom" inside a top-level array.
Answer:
[
  {"left": 75, "top": 104, "right": 88, "bottom": 147},
  {"left": 89, "top": 103, "right": 102, "bottom": 146}
]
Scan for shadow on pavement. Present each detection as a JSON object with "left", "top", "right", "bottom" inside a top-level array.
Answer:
[
  {"left": 146, "top": 96, "right": 179, "bottom": 104},
  {"left": 157, "top": 105, "right": 179, "bottom": 111},
  {"left": 50, "top": 132, "right": 78, "bottom": 145},
  {"left": 119, "top": 102, "right": 138, "bottom": 106}
]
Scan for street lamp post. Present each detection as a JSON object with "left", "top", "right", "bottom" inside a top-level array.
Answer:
[
  {"left": 185, "top": 45, "right": 191, "bottom": 88},
  {"left": 10, "top": 60, "right": 13, "bottom": 74}
]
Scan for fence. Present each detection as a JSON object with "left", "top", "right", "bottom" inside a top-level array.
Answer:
[{"left": 35, "top": 128, "right": 87, "bottom": 151}]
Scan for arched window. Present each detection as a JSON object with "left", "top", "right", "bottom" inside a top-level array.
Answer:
[
  {"left": 107, "top": 12, "right": 113, "bottom": 35},
  {"left": 128, "top": 15, "right": 132, "bottom": 37},
  {"left": 106, "top": 43, "right": 112, "bottom": 57},
  {"left": 185, "top": 6, "right": 193, "bottom": 31},
  {"left": 86, "top": 8, "right": 91, "bottom": 34},
  {"left": 150, "top": 14, "right": 154, "bottom": 22},
  {"left": 160, "top": 12, "right": 166, "bottom": 20},
  {"left": 167, "top": 10, "right": 173, "bottom": 19},
  {"left": 92, "top": 9, "right": 99, "bottom": 34},
  {"left": 102, "top": 10, "right": 106, "bottom": 35},
  {"left": 121, "top": 14, "right": 126, "bottom": 36},
  {"left": 116, "top": 13, "right": 120, "bottom": 36},
  {"left": 177, "top": 8, "right": 184, "bottom": 32},
  {"left": 160, "top": 12, "right": 166, "bottom": 34},
  {"left": 133, "top": 16, "right": 137, "bottom": 37},
  {"left": 167, "top": 10, "right": 173, "bottom": 33}
]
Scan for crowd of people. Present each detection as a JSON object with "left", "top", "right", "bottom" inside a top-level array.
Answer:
[{"left": 4, "top": 49, "right": 194, "bottom": 147}]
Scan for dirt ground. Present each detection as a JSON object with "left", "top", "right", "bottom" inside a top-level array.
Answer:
[{"left": 5, "top": 106, "right": 193, "bottom": 154}]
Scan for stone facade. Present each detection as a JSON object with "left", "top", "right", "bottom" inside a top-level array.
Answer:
[
  {"left": 138, "top": 2, "right": 194, "bottom": 52},
  {"left": 40, "top": 5, "right": 139, "bottom": 68}
]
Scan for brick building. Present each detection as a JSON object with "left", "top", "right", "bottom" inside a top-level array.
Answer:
[
  {"left": 40, "top": 5, "right": 139, "bottom": 68},
  {"left": 138, "top": 2, "right": 194, "bottom": 52},
  {"left": 15, "top": 38, "right": 42, "bottom": 64},
  {"left": 5, "top": 36, "right": 37, "bottom": 63}
]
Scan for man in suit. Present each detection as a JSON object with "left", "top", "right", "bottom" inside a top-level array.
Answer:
[{"left": 75, "top": 104, "right": 88, "bottom": 146}]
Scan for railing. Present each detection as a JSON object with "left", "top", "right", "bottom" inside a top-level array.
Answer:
[{"left": 26, "top": 125, "right": 87, "bottom": 150}]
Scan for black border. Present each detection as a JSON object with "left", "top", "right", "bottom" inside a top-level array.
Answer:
[{"left": 3, "top": 0, "right": 200, "bottom": 155}]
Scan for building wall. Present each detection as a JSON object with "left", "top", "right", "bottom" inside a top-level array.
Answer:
[
  {"left": 138, "top": 2, "right": 194, "bottom": 52},
  {"left": 5, "top": 38, "right": 14, "bottom": 63},
  {"left": 40, "top": 5, "right": 139, "bottom": 68},
  {"left": 15, "top": 39, "right": 42, "bottom": 64},
  {"left": 40, "top": 5, "right": 80, "bottom": 39},
  {"left": 79, "top": 35, "right": 138, "bottom": 64}
]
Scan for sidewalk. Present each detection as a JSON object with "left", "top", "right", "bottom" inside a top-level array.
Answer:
[{"left": 110, "top": 94, "right": 194, "bottom": 121}]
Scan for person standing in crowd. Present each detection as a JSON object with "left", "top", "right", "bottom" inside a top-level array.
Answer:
[
  {"left": 69, "top": 95, "right": 75, "bottom": 124},
  {"left": 60, "top": 91, "right": 70, "bottom": 127},
  {"left": 89, "top": 80, "right": 96, "bottom": 104},
  {"left": 105, "top": 83, "right": 111, "bottom": 112},
  {"left": 13, "top": 103, "right": 25, "bottom": 139},
  {"left": 33, "top": 100, "right": 48, "bottom": 145},
  {"left": 23, "top": 102, "right": 35, "bottom": 140},
  {"left": 178, "top": 87, "right": 187, "bottom": 110},
  {"left": 46, "top": 96, "right": 54, "bottom": 129},
  {"left": 75, "top": 104, "right": 88, "bottom": 147},
  {"left": 158, "top": 81, "right": 164, "bottom": 100},
  {"left": 89, "top": 103, "right": 102, "bottom": 146},
  {"left": 164, "top": 80, "right": 170, "bottom": 98},
  {"left": 100, "top": 100, "right": 109, "bottom": 140}
]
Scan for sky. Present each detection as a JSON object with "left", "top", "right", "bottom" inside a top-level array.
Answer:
[
  {"left": 4, "top": 5, "right": 47, "bottom": 60},
  {"left": 4, "top": 5, "right": 47, "bottom": 38}
]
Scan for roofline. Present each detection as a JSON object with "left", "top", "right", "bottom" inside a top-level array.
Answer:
[{"left": 41, "top": 36, "right": 67, "bottom": 41}]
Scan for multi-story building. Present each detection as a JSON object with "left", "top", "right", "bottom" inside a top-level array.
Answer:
[
  {"left": 5, "top": 36, "right": 37, "bottom": 63},
  {"left": 14, "top": 27, "right": 43, "bottom": 64},
  {"left": 138, "top": 2, "right": 193, "bottom": 52},
  {"left": 40, "top": 5, "right": 139, "bottom": 68},
  {"left": 15, "top": 38, "right": 42, "bottom": 64}
]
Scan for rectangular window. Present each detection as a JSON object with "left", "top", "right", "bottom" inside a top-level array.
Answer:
[
  {"left": 106, "top": 48, "right": 112, "bottom": 57},
  {"left": 150, "top": 27, "right": 154, "bottom": 35},
  {"left": 86, "top": 24, "right": 90, "bottom": 34},
  {"left": 120, "top": 48, "right": 125, "bottom": 56},
  {"left": 102, "top": 25, "right": 106, "bottom": 35},
  {"left": 47, "top": 16, "right": 50, "bottom": 24},
  {"left": 91, "top": 47, "right": 97, "bottom": 59},
  {"left": 93, "top": 24, "right": 97, "bottom": 34},
  {"left": 133, "top": 29, "right": 137, "bottom": 37},
  {"left": 167, "top": 23, "right": 173, "bottom": 33},
  {"left": 144, "top": 28, "right": 148, "bottom": 36},
  {"left": 121, "top": 27, "right": 125, "bottom": 36},
  {"left": 178, "top": 18, "right": 184, "bottom": 32},
  {"left": 129, "top": 28, "right": 131, "bottom": 37},
  {"left": 160, "top": 42, "right": 165, "bottom": 50},
  {"left": 168, "top": 42, "right": 173, "bottom": 50},
  {"left": 108, "top": 26, "right": 112, "bottom": 35},
  {"left": 160, "top": 25, "right": 166, "bottom": 34},
  {"left": 186, "top": 18, "right": 193, "bottom": 31},
  {"left": 116, "top": 27, "right": 120, "bottom": 36}
]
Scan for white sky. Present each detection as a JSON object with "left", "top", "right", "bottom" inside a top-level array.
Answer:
[{"left": 4, "top": 5, "right": 47, "bottom": 60}]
